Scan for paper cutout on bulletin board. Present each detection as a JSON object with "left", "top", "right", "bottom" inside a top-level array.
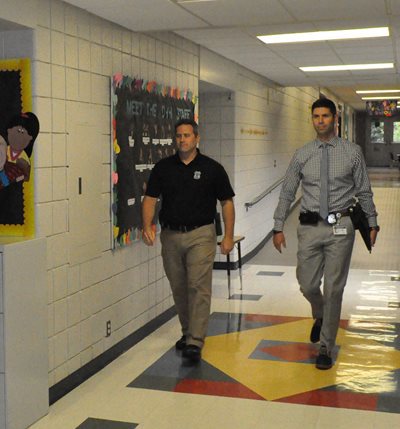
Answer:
[
  {"left": 111, "top": 74, "right": 196, "bottom": 248},
  {"left": 0, "top": 58, "right": 36, "bottom": 237}
]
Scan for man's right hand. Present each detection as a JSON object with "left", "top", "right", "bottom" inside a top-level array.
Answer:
[
  {"left": 142, "top": 226, "right": 155, "bottom": 246},
  {"left": 273, "top": 231, "right": 286, "bottom": 253}
]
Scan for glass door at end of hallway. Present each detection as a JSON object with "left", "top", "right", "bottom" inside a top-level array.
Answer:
[
  {"left": 369, "top": 117, "right": 400, "bottom": 165},
  {"left": 369, "top": 118, "right": 400, "bottom": 144}
]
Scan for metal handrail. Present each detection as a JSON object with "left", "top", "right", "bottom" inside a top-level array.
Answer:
[{"left": 244, "top": 177, "right": 284, "bottom": 211}]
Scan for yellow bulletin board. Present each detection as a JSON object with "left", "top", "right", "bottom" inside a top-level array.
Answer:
[{"left": 0, "top": 58, "right": 34, "bottom": 237}]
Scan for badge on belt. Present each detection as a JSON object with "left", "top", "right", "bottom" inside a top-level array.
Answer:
[{"left": 328, "top": 212, "right": 348, "bottom": 235}]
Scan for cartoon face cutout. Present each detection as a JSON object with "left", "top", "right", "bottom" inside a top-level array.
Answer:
[{"left": 7, "top": 126, "right": 32, "bottom": 152}]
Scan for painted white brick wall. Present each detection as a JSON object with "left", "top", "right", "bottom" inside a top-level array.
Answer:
[{"left": 235, "top": 85, "right": 319, "bottom": 256}]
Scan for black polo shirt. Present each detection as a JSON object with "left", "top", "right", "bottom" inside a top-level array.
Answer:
[{"left": 146, "top": 150, "right": 235, "bottom": 226}]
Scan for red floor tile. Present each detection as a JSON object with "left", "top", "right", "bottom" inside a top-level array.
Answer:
[
  {"left": 245, "top": 314, "right": 305, "bottom": 324},
  {"left": 174, "top": 379, "right": 265, "bottom": 400},
  {"left": 261, "top": 343, "right": 317, "bottom": 362},
  {"left": 277, "top": 389, "right": 378, "bottom": 411}
]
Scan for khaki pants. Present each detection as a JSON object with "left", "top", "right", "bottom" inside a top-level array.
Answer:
[
  {"left": 160, "top": 224, "right": 216, "bottom": 348},
  {"left": 296, "top": 216, "right": 355, "bottom": 353}
]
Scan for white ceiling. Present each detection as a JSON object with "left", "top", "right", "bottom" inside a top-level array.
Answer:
[{"left": 65, "top": 0, "right": 400, "bottom": 110}]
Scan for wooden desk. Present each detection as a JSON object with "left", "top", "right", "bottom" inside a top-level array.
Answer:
[{"left": 217, "top": 235, "right": 245, "bottom": 297}]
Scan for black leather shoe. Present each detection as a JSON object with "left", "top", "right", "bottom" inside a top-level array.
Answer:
[
  {"left": 316, "top": 349, "right": 332, "bottom": 370},
  {"left": 182, "top": 345, "right": 201, "bottom": 361},
  {"left": 175, "top": 336, "right": 186, "bottom": 350},
  {"left": 310, "top": 318, "right": 323, "bottom": 343}
]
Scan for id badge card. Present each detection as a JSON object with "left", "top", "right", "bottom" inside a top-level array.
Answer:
[{"left": 333, "top": 225, "right": 347, "bottom": 235}]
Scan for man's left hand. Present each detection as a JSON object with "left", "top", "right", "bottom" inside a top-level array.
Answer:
[
  {"left": 220, "top": 236, "right": 234, "bottom": 255},
  {"left": 370, "top": 228, "right": 379, "bottom": 248}
]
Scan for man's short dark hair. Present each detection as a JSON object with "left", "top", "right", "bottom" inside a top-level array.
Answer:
[
  {"left": 311, "top": 98, "right": 337, "bottom": 116},
  {"left": 175, "top": 118, "right": 199, "bottom": 136}
]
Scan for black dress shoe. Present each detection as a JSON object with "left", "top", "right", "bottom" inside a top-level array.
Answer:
[
  {"left": 316, "top": 348, "right": 333, "bottom": 370},
  {"left": 175, "top": 335, "right": 186, "bottom": 350},
  {"left": 310, "top": 318, "right": 323, "bottom": 343},
  {"left": 182, "top": 345, "right": 201, "bottom": 361}
]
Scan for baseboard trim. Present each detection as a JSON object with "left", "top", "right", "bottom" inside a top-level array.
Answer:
[{"left": 49, "top": 306, "right": 177, "bottom": 405}]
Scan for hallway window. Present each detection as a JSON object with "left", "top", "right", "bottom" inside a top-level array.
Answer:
[
  {"left": 370, "top": 121, "right": 384, "bottom": 143},
  {"left": 393, "top": 121, "right": 400, "bottom": 143}
]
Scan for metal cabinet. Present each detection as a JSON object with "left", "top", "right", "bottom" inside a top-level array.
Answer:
[{"left": 0, "top": 238, "right": 48, "bottom": 429}]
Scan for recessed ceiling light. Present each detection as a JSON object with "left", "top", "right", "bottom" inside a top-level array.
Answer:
[
  {"left": 362, "top": 96, "right": 400, "bottom": 100},
  {"left": 258, "top": 27, "right": 389, "bottom": 44},
  {"left": 356, "top": 89, "right": 400, "bottom": 94},
  {"left": 300, "top": 63, "right": 394, "bottom": 72}
]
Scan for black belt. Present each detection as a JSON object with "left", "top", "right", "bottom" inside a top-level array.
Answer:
[
  {"left": 332, "top": 208, "right": 351, "bottom": 217},
  {"left": 160, "top": 221, "right": 213, "bottom": 233},
  {"left": 300, "top": 208, "right": 352, "bottom": 225},
  {"left": 321, "top": 208, "right": 351, "bottom": 225},
  {"left": 320, "top": 209, "right": 351, "bottom": 220}
]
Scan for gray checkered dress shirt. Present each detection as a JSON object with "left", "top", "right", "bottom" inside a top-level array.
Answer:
[{"left": 273, "top": 136, "right": 377, "bottom": 231}]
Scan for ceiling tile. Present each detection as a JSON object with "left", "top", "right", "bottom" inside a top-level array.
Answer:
[
  {"left": 388, "top": 0, "right": 400, "bottom": 15},
  {"left": 179, "top": 0, "right": 294, "bottom": 26},
  {"left": 245, "top": 22, "right": 319, "bottom": 37},
  {"left": 67, "top": 0, "right": 208, "bottom": 31},
  {"left": 336, "top": 53, "right": 394, "bottom": 63},
  {"left": 289, "top": 56, "right": 343, "bottom": 67},
  {"left": 213, "top": 46, "right": 280, "bottom": 59},
  {"left": 329, "top": 38, "right": 393, "bottom": 49},
  {"left": 175, "top": 28, "right": 256, "bottom": 46},
  {"left": 312, "top": 17, "right": 390, "bottom": 30},
  {"left": 281, "top": 0, "right": 387, "bottom": 21}
]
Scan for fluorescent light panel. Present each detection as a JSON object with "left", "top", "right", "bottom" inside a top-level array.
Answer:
[
  {"left": 300, "top": 63, "right": 394, "bottom": 72},
  {"left": 357, "top": 89, "right": 400, "bottom": 94},
  {"left": 362, "top": 96, "right": 400, "bottom": 100},
  {"left": 258, "top": 27, "right": 389, "bottom": 44}
]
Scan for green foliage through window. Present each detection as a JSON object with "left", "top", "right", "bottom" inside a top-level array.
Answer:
[{"left": 370, "top": 122, "right": 384, "bottom": 143}]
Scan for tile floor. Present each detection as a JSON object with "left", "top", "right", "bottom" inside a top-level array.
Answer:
[{"left": 29, "top": 263, "right": 400, "bottom": 429}]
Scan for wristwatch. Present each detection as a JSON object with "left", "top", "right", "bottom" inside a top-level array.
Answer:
[
  {"left": 370, "top": 226, "right": 380, "bottom": 232},
  {"left": 272, "top": 230, "right": 283, "bottom": 235}
]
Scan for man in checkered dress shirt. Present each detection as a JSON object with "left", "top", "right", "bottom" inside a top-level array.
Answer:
[{"left": 273, "top": 98, "right": 379, "bottom": 370}]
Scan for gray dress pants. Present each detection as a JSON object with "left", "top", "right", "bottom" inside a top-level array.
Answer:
[
  {"left": 296, "top": 216, "right": 355, "bottom": 354},
  {"left": 160, "top": 224, "right": 216, "bottom": 349}
]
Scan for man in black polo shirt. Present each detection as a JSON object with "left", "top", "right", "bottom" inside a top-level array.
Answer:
[{"left": 142, "top": 118, "right": 235, "bottom": 362}]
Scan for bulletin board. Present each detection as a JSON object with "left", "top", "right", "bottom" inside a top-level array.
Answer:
[
  {"left": 111, "top": 74, "right": 196, "bottom": 248},
  {"left": 366, "top": 99, "right": 398, "bottom": 117},
  {"left": 0, "top": 58, "right": 34, "bottom": 237}
]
